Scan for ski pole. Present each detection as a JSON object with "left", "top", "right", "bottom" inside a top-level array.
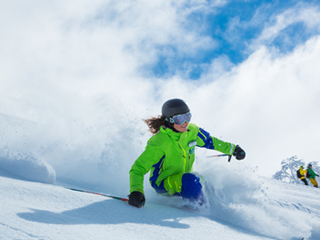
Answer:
[
  {"left": 67, "top": 188, "right": 129, "bottom": 202},
  {"left": 207, "top": 154, "right": 229, "bottom": 158},
  {"left": 207, "top": 154, "right": 232, "bottom": 162}
]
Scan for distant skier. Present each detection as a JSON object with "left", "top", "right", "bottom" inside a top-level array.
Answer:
[
  {"left": 297, "top": 166, "right": 308, "bottom": 185},
  {"left": 128, "top": 98, "right": 246, "bottom": 208},
  {"left": 307, "top": 163, "right": 319, "bottom": 188}
]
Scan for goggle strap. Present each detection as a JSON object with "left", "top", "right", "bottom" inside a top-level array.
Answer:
[{"left": 165, "top": 117, "right": 175, "bottom": 124}]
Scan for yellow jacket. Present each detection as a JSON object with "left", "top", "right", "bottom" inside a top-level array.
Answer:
[{"left": 299, "top": 166, "right": 307, "bottom": 179}]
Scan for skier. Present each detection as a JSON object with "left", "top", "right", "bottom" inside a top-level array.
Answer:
[
  {"left": 298, "top": 166, "right": 308, "bottom": 185},
  {"left": 128, "top": 98, "right": 246, "bottom": 208},
  {"left": 307, "top": 163, "right": 319, "bottom": 188}
]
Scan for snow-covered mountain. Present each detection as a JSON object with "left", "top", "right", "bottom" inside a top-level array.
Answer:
[{"left": 1, "top": 114, "right": 320, "bottom": 240}]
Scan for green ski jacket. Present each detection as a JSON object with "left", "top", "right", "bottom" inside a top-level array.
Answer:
[
  {"left": 307, "top": 167, "right": 318, "bottom": 179},
  {"left": 129, "top": 123, "right": 236, "bottom": 195}
]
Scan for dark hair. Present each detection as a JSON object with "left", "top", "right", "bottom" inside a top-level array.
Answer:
[{"left": 143, "top": 115, "right": 166, "bottom": 135}]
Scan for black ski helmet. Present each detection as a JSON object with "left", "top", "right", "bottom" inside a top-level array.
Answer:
[{"left": 162, "top": 99, "right": 190, "bottom": 123}]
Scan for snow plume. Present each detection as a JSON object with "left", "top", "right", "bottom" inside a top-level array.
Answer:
[
  {"left": 196, "top": 158, "right": 320, "bottom": 239},
  {"left": 0, "top": 99, "right": 152, "bottom": 194},
  {"left": 0, "top": 113, "right": 56, "bottom": 183},
  {"left": 0, "top": 148, "right": 56, "bottom": 184}
]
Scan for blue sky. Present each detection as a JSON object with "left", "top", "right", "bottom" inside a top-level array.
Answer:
[
  {"left": 1, "top": 0, "right": 320, "bottom": 178},
  {"left": 149, "top": 0, "right": 320, "bottom": 79}
]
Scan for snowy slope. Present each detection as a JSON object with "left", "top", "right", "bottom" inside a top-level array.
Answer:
[
  {"left": 1, "top": 114, "right": 320, "bottom": 240},
  {"left": 1, "top": 161, "right": 320, "bottom": 240},
  {"left": 0, "top": 175, "right": 265, "bottom": 240}
]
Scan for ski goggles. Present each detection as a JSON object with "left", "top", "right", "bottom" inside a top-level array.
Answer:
[{"left": 171, "top": 112, "right": 192, "bottom": 125}]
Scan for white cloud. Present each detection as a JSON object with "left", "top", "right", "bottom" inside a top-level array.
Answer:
[
  {"left": 253, "top": 3, "right": 320, "bottom": 47},
  {"left": 1, "top": 0, "right": 320, "bottom": 185},
  {"left": 194, "top": 35, "right": 320, "bottom": 176}
]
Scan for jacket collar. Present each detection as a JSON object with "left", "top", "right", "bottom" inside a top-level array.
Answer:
[{"left": 160, "top": 125, "right": 182, "bottom": 141}]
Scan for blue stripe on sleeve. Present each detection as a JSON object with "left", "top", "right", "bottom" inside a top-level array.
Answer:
[
  {"left": 197, "top": 128, "right": 215, "bottom": 150},
  {"left": 149, "top": 155, "right": 167, "bottom": 194}
]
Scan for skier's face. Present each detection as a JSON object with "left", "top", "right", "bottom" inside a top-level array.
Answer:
[{"left": 173, "top": 122, "right": 189, "bottom": 132}]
